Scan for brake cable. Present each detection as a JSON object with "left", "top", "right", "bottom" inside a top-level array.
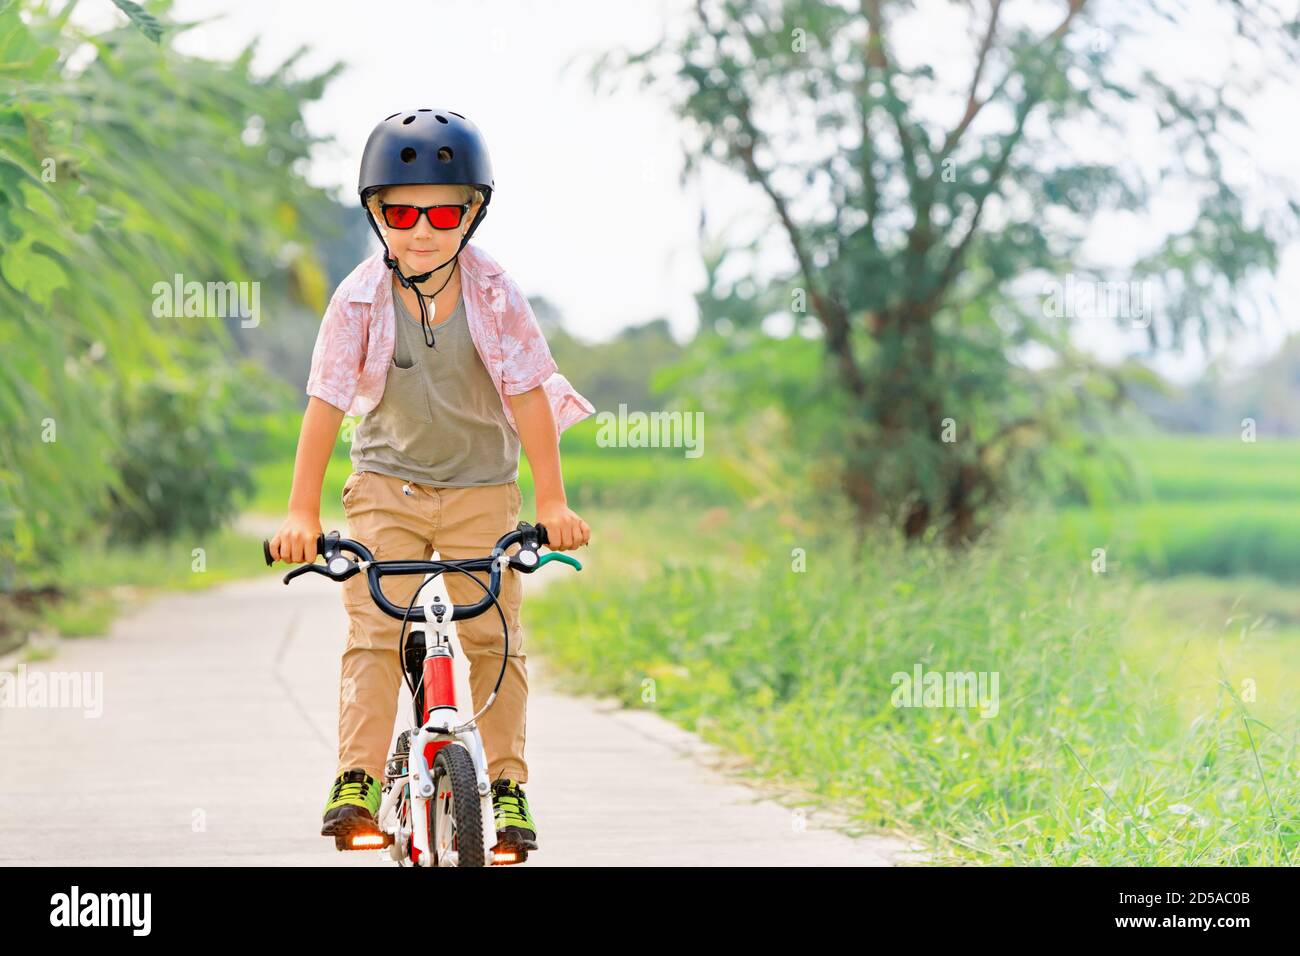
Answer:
[{"left": 393, "top": 556, "right": 514, "bottom": 735}]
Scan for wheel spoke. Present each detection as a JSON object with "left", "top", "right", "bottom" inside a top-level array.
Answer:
[
  {"left": 426, "top": 747, "right": 483, "bottom": 867},
  {"left": 434, "top": 771, "right": 458, "bottom": 866}
]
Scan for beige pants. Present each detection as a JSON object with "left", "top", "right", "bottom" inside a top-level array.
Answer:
[{"left": 335, "top": 469, "right": 528, "bottom": 785}]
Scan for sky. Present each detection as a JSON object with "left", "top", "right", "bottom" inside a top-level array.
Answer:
[{"left": 66, "top": 0, "right": 1300, "bottom": 382}]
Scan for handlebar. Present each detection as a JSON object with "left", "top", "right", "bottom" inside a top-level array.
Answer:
[{"left": 261, "top": 521, "right": 581, "bottom": 624}]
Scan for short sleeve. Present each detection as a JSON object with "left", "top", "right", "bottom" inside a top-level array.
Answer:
[
  {"left": 305, "top": 288, "right": 364, "bottom": 413},
  {"left": 497, "top": 275, "right": 559, "bottom": 396}
]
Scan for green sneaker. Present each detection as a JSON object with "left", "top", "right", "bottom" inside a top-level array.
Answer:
[
  {"left": 321, "top": 768, "right": 383, "bottom": 838},
  {"left": 491, "top": 777, "right": 538, "bottom": 851}
]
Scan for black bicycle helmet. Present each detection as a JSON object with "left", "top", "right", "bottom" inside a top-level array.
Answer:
[{"left": 358, "top": 108, "right": 495, "bottom": 348}]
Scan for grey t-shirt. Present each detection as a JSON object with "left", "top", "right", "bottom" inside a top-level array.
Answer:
[{"left": 350, "top": 286, "right": 520, "bottom": 486}]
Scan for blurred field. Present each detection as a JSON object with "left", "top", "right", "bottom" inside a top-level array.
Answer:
[
  {"left": 1050, "top": 435, "right": 1300, "bottom": 580},
  {"left": 1128, "top": 435, "right": 1300, "bottom": 501}
]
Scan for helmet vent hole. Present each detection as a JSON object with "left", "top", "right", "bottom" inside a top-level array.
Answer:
[
  {"left": 402, "top": 115, "right": 416, "bottom": 125},
  {"left": 437, "top": 146, "right": 454, "bottom": 163},
  {"left": 400, "top": 147, "right": 418, "bottom": 163},
  {"left": 418, "top": 108, "right": 432, "bottom": 112},
  {"left": 449, "top": 111, "right": 464, "bottom": 119},
  {"left": 435, "top": 114, "right": 449, "bottom": 124},
  {"left": 384, "top": 112, "right": 400, "bottom": 121}
]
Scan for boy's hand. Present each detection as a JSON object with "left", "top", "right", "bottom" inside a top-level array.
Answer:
[
  {"left": 268, "top": 509, "right": 323, "bottom": 564},
  {"left": 536, "top": 502, "right": 589, "bottom": 552}
]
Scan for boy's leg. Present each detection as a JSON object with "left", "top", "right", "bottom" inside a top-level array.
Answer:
[
  {"left": 337, "top": 470, "right": 435, "bottom": 784},
  {"left": 431, "top": 480, "right": 528, "bottom": 785}
]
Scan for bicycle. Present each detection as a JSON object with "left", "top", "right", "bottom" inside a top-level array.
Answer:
[{"left": 262, "top": 520, "right": 581, "bottom": 866}]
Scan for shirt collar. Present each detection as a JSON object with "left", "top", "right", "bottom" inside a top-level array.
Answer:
[{"left": 347, "top": 240, "right": 504, "bottom": 304}]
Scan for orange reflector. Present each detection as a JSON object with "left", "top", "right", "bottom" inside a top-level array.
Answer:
[
  {"left": 493, "top": 849, "right": 519, "bottom": 863},
  {"left": 350, "top": 833, "right": 385, "bottom": 848}
]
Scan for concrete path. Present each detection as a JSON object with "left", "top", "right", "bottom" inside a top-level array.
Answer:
[{"left": 0, "top": 571, "right": 922, "bottom": 867}]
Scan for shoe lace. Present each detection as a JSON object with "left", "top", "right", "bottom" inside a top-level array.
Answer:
[
  {"left": 331, "top": 772, "right": 376, "bottom": 805},
  {"left": 492, "top": 780, "right": 533, "bottom": 825}
]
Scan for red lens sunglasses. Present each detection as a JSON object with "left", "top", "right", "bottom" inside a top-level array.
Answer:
[{"left": 379, "top": 201, "right": 470, "bottom": 230}]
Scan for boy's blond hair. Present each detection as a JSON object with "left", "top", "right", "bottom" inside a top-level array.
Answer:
[{"left": 365, "top": 184, "right": 483, "bottom": 222}]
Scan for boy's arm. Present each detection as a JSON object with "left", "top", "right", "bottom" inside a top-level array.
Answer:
[
  {"left": 508, "top": 385, "right": 590, "bottom": 552},
  {"left": 270, "top": 396, "right": 346, "bottom": 563},
  {"left": 271, "top": 279, "right": 364, "bottom": 564}
]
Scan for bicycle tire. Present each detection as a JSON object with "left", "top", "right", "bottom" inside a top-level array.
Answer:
[{"left": 430, "top": 745, "right": 485, "bottom": 867}]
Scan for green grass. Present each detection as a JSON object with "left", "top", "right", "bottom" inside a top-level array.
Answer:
[
  {"left": 1125, "top": 434, "right": 1300, "bottom": 503},
  {"left": 41, "top": 594, "right": 120, "bottom": 638},
  {"left": 1126, "top": 575, "right": 1300, "bottom": 726},
  {"left": 7, "top": 527, "right": 272, "bottom": 647},
  {"left": 20, "top": 643, "right": 58, "bottom": 663},
  {"left": 1048, "top": 502, "right": 1300, "bottom": 581},
  {"left": 47, "top": 527, "right": 272, "bottom": 593},
  {"left": 525, "top": 497, "right": 1298, "bottom": 866},
  {"left": 1036, "top": 435, "right": 1300, "bottom": 582}
]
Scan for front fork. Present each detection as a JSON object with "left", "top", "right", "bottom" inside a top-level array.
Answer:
[{"left": 406, "top": 715, "right": 493, "bottom": 865}]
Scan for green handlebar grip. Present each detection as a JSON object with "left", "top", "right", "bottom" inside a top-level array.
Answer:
[{"left": 535, "top": 552, "right": 582, "bottom": 571}]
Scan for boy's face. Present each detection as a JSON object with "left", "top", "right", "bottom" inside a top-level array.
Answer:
[{"left": 375, "top": 183, "right": 482, "bottom": 276}]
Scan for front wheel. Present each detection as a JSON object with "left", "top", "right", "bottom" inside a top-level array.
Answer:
[{"left": 430, "top": 745, "right": 485, "bottom": 867}]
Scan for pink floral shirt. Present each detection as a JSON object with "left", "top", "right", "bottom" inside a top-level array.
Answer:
[{"left": 305, "top": 242, "right": 594, "bottom": 438}]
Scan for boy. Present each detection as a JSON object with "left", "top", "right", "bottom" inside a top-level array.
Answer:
[{"left": 267, "top": 109, "right": 592, "bottom": 855}]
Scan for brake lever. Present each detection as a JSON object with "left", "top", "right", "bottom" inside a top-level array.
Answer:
[
  {"left": 265, "top": 533, "right": 356, "bottom": 585},
  {"left": 283, "top": 555, "right": 361, "bottom": 585},
  {"left": 282, "top": 564, "right": 330, "bottom": 585}
]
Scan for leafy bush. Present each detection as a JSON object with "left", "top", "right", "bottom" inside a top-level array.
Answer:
[
  {"left": 0, "top": 0, "right": 336, "bottom": 586},
  {"left": 100, "top": 361, "right": 287, "bottom": 542}
]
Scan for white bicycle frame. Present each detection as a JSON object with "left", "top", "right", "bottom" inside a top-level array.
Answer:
[{"left": 373, "top": 549, "right": 510, "bottom": 866}]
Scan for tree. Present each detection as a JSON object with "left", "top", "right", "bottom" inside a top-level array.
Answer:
[
  {"left": 588, "top": 0, "right": 1300, "bottom": 541},
  {"left": 0, "top": 0, "right": 339, "bottom": 584}
]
